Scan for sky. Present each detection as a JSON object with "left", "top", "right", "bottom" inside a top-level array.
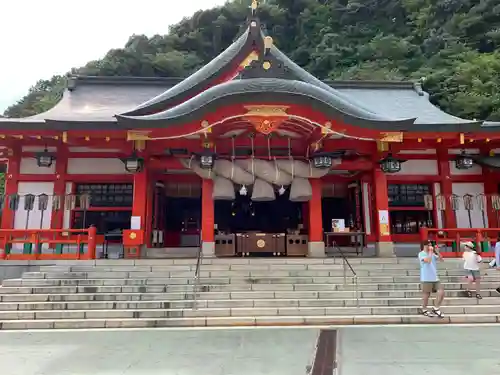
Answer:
[{"left": 0, "top": 0, "right": 228, "bottom": 113}]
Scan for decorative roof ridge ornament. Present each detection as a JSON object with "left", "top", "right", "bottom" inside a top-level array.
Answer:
[{"left": 239, "top": 35, "right": 294, "bottom": 80}]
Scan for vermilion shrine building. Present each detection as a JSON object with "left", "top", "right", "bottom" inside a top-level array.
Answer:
[{"left": 1, "top": 6, "right": 500, "bottom": 258}]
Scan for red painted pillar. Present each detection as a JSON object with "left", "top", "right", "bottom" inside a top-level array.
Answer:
[
  {"left": 201, "top": 179, "right": 215, "bottom": 256},
  {"left": 308, "top": 178, "right": 325, "bottom": 257},
  {"left": 1, "top": 146, "right": 20, "bottom": 229},
  {"left": 372, "top": 166, "right": 394, "bottom": 257},
  {"left": 50, "top": 146, "right": 68, "bottom": 230},
  {"left": 437, "top": 150, "right": 456, "bottom": 228},
  {"left": 132, "top": 168, "right": 149, "bottom": 231}
]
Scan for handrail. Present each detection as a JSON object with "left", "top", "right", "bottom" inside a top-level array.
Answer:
[
  {"left": 0, "top": 227, "right": 97, "bottom": 260},
  {"left": 332, "top": 243, "right": 359, "bottom": 307},
  {"left": 420, "top": 227, "right": 497, "bottom": 257},
  {"left": 192, "top": 241, "right": 204, "bottom": 310}
]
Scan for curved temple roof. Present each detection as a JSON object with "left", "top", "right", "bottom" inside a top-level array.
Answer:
[{"left": 117, "top": 78, "right": 416, "bottom": 130}]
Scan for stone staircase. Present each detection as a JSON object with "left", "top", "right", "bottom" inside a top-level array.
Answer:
[{"left": 1, "top": 257, "right": 500, "bottom": 330}]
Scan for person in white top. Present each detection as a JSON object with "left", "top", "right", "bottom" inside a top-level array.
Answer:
[{"left": 461, "top": 241, "right": 482, "bottom": 299}]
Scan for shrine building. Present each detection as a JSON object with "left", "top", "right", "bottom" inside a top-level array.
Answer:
[{"left": 1, "top": 3, "right": 500, "bottom": 259}]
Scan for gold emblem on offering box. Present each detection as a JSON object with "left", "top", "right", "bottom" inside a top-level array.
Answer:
[{"left": 256, "top": 239, "right": 266, "bottom": 248}]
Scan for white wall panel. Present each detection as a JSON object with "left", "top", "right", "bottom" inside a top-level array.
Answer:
[
  {"left": 20, "top": 157, "right": 56, "bottom": 174},
  {"left": 22, "top": 146, "right": 57, "bottom": 152},
  {"left": 398, "top": 149, "right": 436, "bottom": 154},
  {"left": 69, "top": 147, "right": 122, "bottom": 153},
  {"left": 451, "top": 183, "right": 488, "bottom": 228},
  {"left": 67, "top": 158, "right": 128, "bottom": 174},
  {"left": 14, "top": 182, "right": 54, "bottom": 230},
  {"left": 393, "top": 160, "right": 438, "bottom": 175}
]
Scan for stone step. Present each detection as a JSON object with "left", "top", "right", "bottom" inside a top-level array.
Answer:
[
  {"left": 0, "top": 312, "right": 499, "bottom": 330},
  {"left": 1, "top": 296, "right": 500, "bottom": 311},
  {"left": 12, "top": 273, "right": 500, "bottom": 287},
  {"left": 1, "top": 304, "right": 500, "bottom": 320},
  {"left": 39, "top": 260, "right": 470, "bottom": 269},
  {"left": 1, "top": 281, "right": 499, "bottom": 294},
  {"left": 2, "top": 288, "right": 498, "bottom": 302},
  {"left": 33, "top": 257, "right": 462, "bottom": 266},
  {"left": 21, "top": 268, "right": 495, "bottom": 280},
  {"left": 2, "top": 278, "right": 500, "bottom": 291}
]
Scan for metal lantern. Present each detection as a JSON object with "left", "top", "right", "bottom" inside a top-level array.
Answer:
[
  {"left": 379, "top": 153, "right": 405, "bottom": 174},
  {"left": 122, "top": 152, "right": 144, "bottom": 173},
  {"left": 311, "top": 152, "right": 333, "bottom": 169},
  {"left": 35, "top": 148, "right": 56, "bottom": 168},
  {"left": 455, "top": 152, "right": 474, "bottom": 170},
  {"left": 198, "top": 148, "right": 216, "bottom": 169}
]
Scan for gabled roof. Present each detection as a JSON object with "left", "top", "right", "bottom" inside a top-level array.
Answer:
[{"left": 116, "top": 11, "right": 418, "bottom": 130}]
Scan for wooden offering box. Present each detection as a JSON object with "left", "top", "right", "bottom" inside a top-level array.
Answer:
[
  {"left": 236, "top": 233, "right": 286, "bottom": 256},
  {"left": 214, "top": 234, "right": 236, "bottom": 257}
]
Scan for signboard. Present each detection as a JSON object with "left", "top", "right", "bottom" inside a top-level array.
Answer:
[
  {"left": 131, "top": 216, "right": 141, "bottom": 230},
  {"left": 378, "top": 210, "right": 390, "bottom": 236},
  {"left": 331, "top": 219, "right": 346, "bottom": 232}
]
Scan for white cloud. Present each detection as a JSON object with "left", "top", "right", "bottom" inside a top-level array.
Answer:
[{"left": 0, "top": 0, "right": 228, "bottom": 112}]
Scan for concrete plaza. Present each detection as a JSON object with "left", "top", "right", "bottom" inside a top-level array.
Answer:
[{"left": 0, "top": 325, "right": 499, "bottom": 374}]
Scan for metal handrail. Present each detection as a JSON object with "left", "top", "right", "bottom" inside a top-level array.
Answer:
[
  {"left": 192, "top": 241, "right": 204, "bottom": 310},
  {"left": 333, "top": 243, "right": 359, "bottom": 307}
]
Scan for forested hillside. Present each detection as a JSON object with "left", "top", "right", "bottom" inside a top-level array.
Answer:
[{"left": 4, "top": 0, "right": 500, "bottom": 120}]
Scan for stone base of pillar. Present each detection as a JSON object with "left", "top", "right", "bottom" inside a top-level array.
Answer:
[
  {"left": 308, "top": 241, "right": 326, "bottom": 257},
  {"left": 201, "top": 241, "right": 215, "bottom": 257},
  {"left": 375, "top": 241, "right": 395, "bottom": 257}
]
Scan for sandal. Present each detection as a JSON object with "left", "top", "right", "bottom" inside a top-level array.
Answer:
[
  {"left": 418, "top": 308, "right": 434, "bottom": 317},
  {"left": 466, "top": 291, "right": 473, "bottom": 298},
  {"left": 476, "top": 294, "right": 482, "bottom": 299},
  {"left": 432, "top": 307, "right": 444, "bottom": 318}
]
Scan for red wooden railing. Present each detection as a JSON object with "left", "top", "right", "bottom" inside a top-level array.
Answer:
[
  {"left": 420, "top": 227, "right": 497, "bottom": 257},
  {"left": 0, "top": 227, "right": 97, "bottom": 260}
]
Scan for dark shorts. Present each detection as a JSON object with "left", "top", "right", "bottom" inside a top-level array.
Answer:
[
  {"left": 465, "top": 269, "right": 481, "bottom": 280},
  {"left": 422, "top": 281, "right": 441, "bottom": 294}
]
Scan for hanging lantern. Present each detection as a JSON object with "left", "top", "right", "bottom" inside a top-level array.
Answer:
[
  {"left": 37, "top": 194, "right": 49, "bottom": 211},
  {"left": 463, "top": 194, "right": 474, "bottom": 211},
  {"left": 455, "top": 151, "right": 474, "bottom": 170},
  {"left": 198, "top": 148, "right": 216, "bottom": 170},
  {"left": 450, "top": 194, "right": 460, "bottom": 211},
  {"left": 278, "top": 186, "right": 286, "bottom": 195},
  {"left": 121, "top": 151, "right": 144, "bottom": 173},
  {"left": 424, "top": 194, "right": 433, "bottom": 210},
  {"left": 35, "top": 148, "right": 56, "bottom": 168},
  {"left": 379, "top": 153, "right": 405, "bottom": 174},
  {"left": 311, "top": 152, "right": 333, "bottom": 169},
  {"left": 491, "top": 194, "right": 500, "bottom": 211},
  {"left": 435, "top": 194, "right": 446, "bottom": 211}
]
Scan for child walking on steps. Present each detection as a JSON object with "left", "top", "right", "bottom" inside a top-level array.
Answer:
[{"left": 461, "top": 241, "right": 482, "bottom": 299}]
